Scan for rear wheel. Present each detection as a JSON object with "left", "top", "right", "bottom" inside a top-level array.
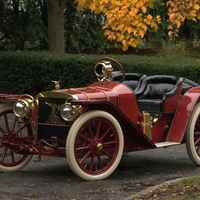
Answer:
[
  {"left": 186, "top": 103, "right": 200, "bottom": 165},
  {"left": 66, "top": 110, "right": 124, "bottom": 181},
  {"left": 0, "top": 104, "right": 33, "bottom": 172}
]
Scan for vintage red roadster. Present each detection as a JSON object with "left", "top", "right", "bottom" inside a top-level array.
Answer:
[{"left": 0, "top": 57, "right": 200, "bottom": 181}]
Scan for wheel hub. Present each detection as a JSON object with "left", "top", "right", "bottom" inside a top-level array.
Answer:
[{"left": 96, "top": 143, "right": 103, "bottom": 150}]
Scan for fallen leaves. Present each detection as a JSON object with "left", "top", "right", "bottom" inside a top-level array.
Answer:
[{"left": 134, "top": 177, "right": 200, "bottom": 200}]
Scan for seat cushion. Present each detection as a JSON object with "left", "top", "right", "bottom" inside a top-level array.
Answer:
[
  {"left": 122, "top": 80, "right": 139, "bottom": 91},
  {"left": 138, "top": 99, "right": 163, "bottom": 114}
]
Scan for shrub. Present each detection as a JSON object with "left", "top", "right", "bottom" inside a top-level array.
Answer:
[{"left": 0, "top": 51, "right": 200, "bottom": 94}]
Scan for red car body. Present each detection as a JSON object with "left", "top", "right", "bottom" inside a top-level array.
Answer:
[{"left": 0, "top": 57, "right": 200, "bottom": 181}]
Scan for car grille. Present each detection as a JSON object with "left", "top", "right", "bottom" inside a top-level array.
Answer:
[{"left": 37, "top": 97, "right": 70, "bottom": 147}]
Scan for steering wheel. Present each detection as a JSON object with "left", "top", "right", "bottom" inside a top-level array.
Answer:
[{"left": 94, "top": 57, "right": 125, "bottom": 82}]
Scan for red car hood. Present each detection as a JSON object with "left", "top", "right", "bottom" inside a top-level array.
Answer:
[{"left": 61, "top": 81, "right": 140, "bottom": 122}]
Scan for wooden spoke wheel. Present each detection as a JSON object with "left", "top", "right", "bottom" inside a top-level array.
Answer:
[
  {"left": 66, "top": 110, "right": 124, "bottom": 181},
  {"left": 186, "top": 103, "right": 200, "bottom": 165},
  {"left": 0, "top": 104, "right": 33, "bottom": 172}
]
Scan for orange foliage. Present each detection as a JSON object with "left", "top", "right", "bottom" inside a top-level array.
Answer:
[
  {"left": 167, "top": 0, "right": 200, "bottom": 38},
  {"left": 75, "top": 0, "right": 200, "bottom": 50}
]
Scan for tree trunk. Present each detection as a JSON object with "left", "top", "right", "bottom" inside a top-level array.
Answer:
[{"left": 47, "top": 0, "right": 65, "bottom": 53}]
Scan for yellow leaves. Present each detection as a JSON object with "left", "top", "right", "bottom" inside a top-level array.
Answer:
[
  {"left": 167, "top": 0, "right": 200, "bottom": 39},
  {"left": 174, "top": 20, "right": 181, "bottom": 28},
  {"left": 75, "top": 0, "right": 200, "bottom": 50},
  {"left": 117, "top": 24, "right": 125, "bottom": 30},
  {"left": 136, "top": 1, "right": 144, "bottom": 8},
  {"left": 147, "top": 1, "right": 154, "bottom": 9},
  {"left": 189, "top": 10, "right": 197, "bottom": 21},
  {"left": 138, "top": 23, "right": 148, "bottom": 32},
  {"left": 75, "top": 0, "right": 161, "bottom": 50},
  {"left": 122, "top": 40, "right": 128, "bottom": 48},
  {"left": 194, "top": 4, "right": 200, "bottom": 10},
  {"left": 141, "top": 6, "right": 147, "bottom": 13},
  {"left": 126, "top": 27, "right": 133, "bottom": 34},
  {"left": 130, "top": 7, "right": 139, "bottom": 16},
  {"left": 138, "top": 28, "right": 146, "bottom": 38},
  {"left": 156, "top": 15, "right": 161, "bottom": 23}
]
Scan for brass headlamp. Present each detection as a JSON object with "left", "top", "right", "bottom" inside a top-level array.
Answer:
[{"left": 13, "top": 95, "right": 34, "bottom": 118}]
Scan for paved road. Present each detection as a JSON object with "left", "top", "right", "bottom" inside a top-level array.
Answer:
[{"left": 1, "top": 144, "right": 200, "bottom": 200}]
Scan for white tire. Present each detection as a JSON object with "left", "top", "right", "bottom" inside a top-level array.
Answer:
[
  {"left": 186, "top": 102, "right": 200, "bottom": 165},
  {"left": 66, "top": 110, "right": 124, "bottom": 181}
]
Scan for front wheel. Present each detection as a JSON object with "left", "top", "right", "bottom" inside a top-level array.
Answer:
[
  {"left": 0, "top": 104, "right": 33, "bottom": 172},
  {"left": 66, "top": 110, "right": 124, "bottom": 181},
  {"left": 186, "top": 102, "right": 200, "bottom": 165}
]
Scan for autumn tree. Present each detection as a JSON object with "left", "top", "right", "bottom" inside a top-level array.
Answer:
[
  {"left": 167, "top": 0, "right": 200, "bottom": 38},
  {"left": 75, "top": 0, "right": 200, "bottom": 50}
]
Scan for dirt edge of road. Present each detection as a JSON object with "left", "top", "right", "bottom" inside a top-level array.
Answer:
[{"left": 124, "top": 176, "right": 200, "bottom": 200}]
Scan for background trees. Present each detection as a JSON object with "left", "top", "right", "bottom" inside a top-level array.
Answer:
[
  {"left": 76, "top": 0, "right": 200, "bottom": 50},
  {"left": 0, "top": 0, "right": 46, "bottom": 50},
  {"left": 0, "top": 0, "right": 199, "bottom": 53},
  {"left": 47, "top": 0, "right": 65, "bottom": 53}
]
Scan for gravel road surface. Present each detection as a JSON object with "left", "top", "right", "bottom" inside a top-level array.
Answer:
[{"left": 1, "top": 144, "right": 199, "bottom": 200}]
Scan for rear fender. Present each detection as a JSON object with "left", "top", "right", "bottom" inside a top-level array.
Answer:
[
  {"left": 72, "top": 100, "right": 156, "bottom": 151},
  {"left": 167, "top": 88, "right": 200, "bottom": 142}
]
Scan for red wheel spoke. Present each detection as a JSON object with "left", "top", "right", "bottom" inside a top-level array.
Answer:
[
  {"left": 10, "top": 150, "right": 16, "bottom": 163},
  {"left": 0, "top": 127, "right": 5, "bottom": 134},
  {"left": 11, "top": 116, "right": 18, "bottom": 131},
  {"left": 196, "top": 145, "right": 200, "bottom": 155},
  {"left": 79, "top": 150, "right": 91, "bottom": 165},
  {"left": 95, "top": 120, "right": 102, "bottom": 138},
  {"left": 88, "top": 154, "right": 95, "bottom": 171},
  {"left": 3, "top": 114, "right": 10, "bottom": 132},
  {"left": 194, "top": 131, "right": 200, "bottom": 136},
  {"left": 100, "top": 127, "right": 112, "bottom": 140},
  {"left": 76, "top": 145, "right": 89, "bottom": 152},
  {"left": 102, "top": 149, "right": 114, "bottom": 158},
  {"left": 85, "top": 123, "right": 94, "bottom": 139},
  {"left": 195, "top": 122, "right": 200, "bottom": 130},
  {"left": 102, "top": 141, "right": 117, "bottom": 158},
  {"left": 1, "top": 146, "right": 7, "bottom": 162},
  {"left": 16, "top": 124, "right": 27, "bottom": 136},
  {"left": 103, "top": 140, "right": 117, "bottom": 146},
  {"left": 96, "top": 153, "right": 104, "bottom": 169},
  {"left": 1, "top": 147, "right": 16, "bottom": 164},
  {"left": 78, "top": 133, "right": 91, "bottom": 143},
  {"left": 195, "top": 137, "right": 200, "bottom": 145}
]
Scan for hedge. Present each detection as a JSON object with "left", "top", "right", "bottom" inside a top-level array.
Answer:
[{"left": 0, "top": 51, "right": 200, "bottom": 94}]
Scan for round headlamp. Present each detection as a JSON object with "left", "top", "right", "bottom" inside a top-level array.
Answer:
[
  {"left": 61, "top": 103, "right": 81, "bottom": 122},
  {"left": 13, "top": 99, "right": 34, "bottom": 118}
]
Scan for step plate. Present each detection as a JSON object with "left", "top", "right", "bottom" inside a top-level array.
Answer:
[{"left": 155, "top": 142, "right": 180, "bottom": 148}]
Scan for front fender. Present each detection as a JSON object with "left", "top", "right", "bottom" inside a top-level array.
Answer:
[
  {"left": 72, "top": 100, "right": 156, "bottom": 151},
  {"left": 167, "top": 87, "right": 200, "bottom": 143}
]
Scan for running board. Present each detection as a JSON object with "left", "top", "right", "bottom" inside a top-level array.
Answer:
[{"left": 155, "top": 142, "right": 180, "bottom": 148}]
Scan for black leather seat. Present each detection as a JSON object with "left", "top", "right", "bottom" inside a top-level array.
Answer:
[
  {"left": 181, "top": 78, "right": 199, "bottom": 94},
  {"left": 135, "top": 75, "right": 183, "bottom": 115},
  {"left": 112, "top": 72, "right": 146, "bottom": 91}
]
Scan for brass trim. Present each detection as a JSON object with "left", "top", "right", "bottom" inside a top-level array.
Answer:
[
  {"left": 34, "top": 91, "right": 78, "bottom": 142},
  {"left": 36, "top": 91, "right": 75, "bottom": 99}
]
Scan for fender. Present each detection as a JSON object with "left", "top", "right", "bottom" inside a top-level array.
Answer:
[
  {"left": 72, "top": 100, "right": 156, "bottom": 151},
  {"left": 167, "top": 87, "right": 200, "bottom": 143},
  {"left": 0, "top": 94, "right": 20, "bottom": 102}
]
